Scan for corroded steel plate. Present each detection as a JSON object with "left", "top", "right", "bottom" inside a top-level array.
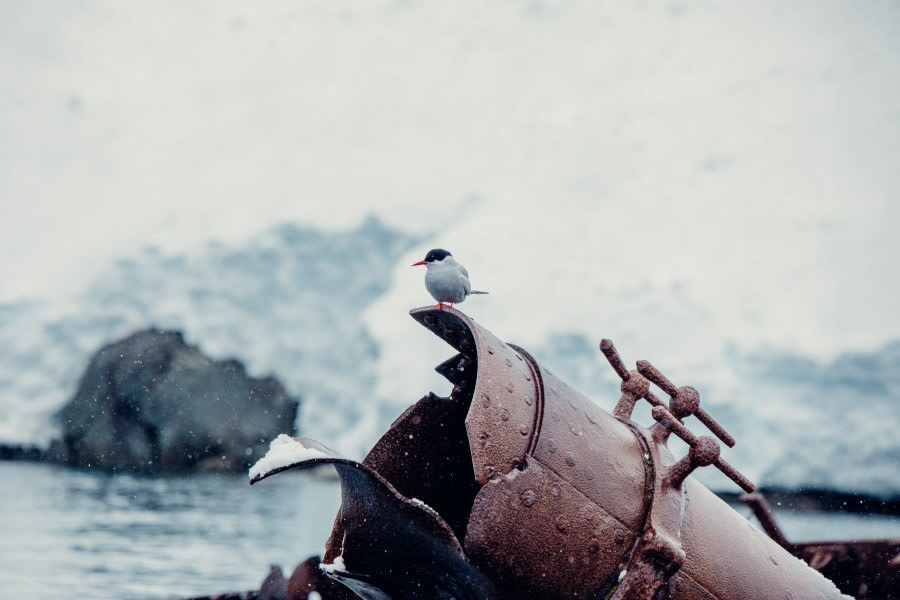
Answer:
[
  {"left": 677, "top": 478, "right": 847, "bottom": 600},
  {"left": 531, "top": 366, "right": 649, "bottom": 531},
  {"left": 465, "top": 457, "right": 635, "bottom": 599},
  {"left": 354, "top": 393, "right": 481, "bottom": 544},
  {"left": 411, "top": 307, "right": 541, "bottom": 484}
]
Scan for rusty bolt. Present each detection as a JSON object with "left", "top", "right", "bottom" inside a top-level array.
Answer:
[
  {"left": 600, "top": 339, "right": 630, "bottom": 380},
  {"left": 670, "top": 385, "right": 700, "bottom": 419},
  {"left": 521, "top": 489, "right": 536, "bottom": 507},
  {"left": 622, "top": 372, "right": 650, "bottom": 398},
  {"left": 692, "top": 436, "right": 721, "bottom": 467},
  {"left": 636, "top": 360, "right": 679, "bottom": 397},
  {"left": 638, "top": 360, "right": 736, "bottom": 447},
  {"left": 653, "top": 405, "right": 755, "bottom": 493}
]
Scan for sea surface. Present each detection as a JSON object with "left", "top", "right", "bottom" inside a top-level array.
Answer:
[
  {"left": 0, "top": 461, "right": 340, "bottom": 599},
  {"left": 2, "top": 460, "right": 899, "bottom": 600}
]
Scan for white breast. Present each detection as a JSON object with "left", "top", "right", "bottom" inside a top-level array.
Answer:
[{"left": 424, "top": 258, "right": 471, "bottom": 304}]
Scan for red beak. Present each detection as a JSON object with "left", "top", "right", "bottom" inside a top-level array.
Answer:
[{"left": 411, "top": 260, "right": 426, "bottom": 266}]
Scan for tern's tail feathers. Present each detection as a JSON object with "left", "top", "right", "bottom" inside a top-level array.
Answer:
[{"left": 470, "top": 290, "right": 489, "bottom": 295}]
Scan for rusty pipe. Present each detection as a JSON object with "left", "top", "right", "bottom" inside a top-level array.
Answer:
[{"left": 251, "top": 306, "right": 851, "bottom": 600}]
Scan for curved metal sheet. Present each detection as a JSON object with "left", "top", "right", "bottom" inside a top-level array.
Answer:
[
  {"left": 465, "top": 457, "right": 634, "bottom": 599},
  {"left": 322, "top": 392, "right": 481, "bottom": 563},
  {"left": 250, "top": 438, "right": 501, "bottom": 600},
  {"left": 356, "top": 393, "right": 481, "bottom": 543},
  {"left": 676, "top": 478, "right": 850, "bottom": 600},
  {"left": 329, "top": 462, "right": 500, "bottom": 600},
  {"left": 531, "top": 366, "right": 649, "bottom": 532},
  {"left": 410, "top": 307, "right": 541, "bottom": 484},
  {"left": 411, "top": 307, "right": 648, "bottom": 531}
]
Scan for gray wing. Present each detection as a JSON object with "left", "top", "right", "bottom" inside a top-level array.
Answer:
[{"left": 460, "top": 269, "right": 472, "bottom": 296}]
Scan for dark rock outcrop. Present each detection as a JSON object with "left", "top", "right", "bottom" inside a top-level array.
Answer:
[
  {"left": 0, "top": 444, "right": 44, "bottom": 461},
  {"left": 49, "top": 329, "right": 298, "bottom": 472}
]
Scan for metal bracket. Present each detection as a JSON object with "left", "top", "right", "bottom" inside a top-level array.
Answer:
[{"left": 600, "top": 338, "right": 756, "bottom": 599}]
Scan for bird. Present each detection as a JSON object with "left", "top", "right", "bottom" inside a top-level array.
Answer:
[{"left": 411, "top": 249, "right": 488, "bottom": 310}]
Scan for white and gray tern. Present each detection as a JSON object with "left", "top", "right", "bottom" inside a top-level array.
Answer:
[{"left": 412, "top": 249, "right": 488, "bottom": 309}]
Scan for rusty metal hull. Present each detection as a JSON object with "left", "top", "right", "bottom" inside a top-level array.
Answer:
[
  {"left": 676, "top": 479, "right": 846, "bottom": 600},
  {"left": 465, "top": 456, "right": 635, "bottom": 598},
  {"left": 252, "top": 306, "right": 856, "bottom": 599},
  {"left": 408, "top": 307, "right": 849, "bottom": 600}
]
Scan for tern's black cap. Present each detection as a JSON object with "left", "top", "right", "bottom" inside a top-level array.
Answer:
[{"left": 423, "top": 249, "right": 452, "bottom": 263}]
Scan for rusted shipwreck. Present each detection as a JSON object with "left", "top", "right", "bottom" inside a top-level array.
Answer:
[{"left": 251, "top": 307, "right": 899, "bottom": 599}]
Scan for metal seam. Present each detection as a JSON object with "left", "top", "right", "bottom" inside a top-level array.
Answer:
[
  {"left": 509, "top": 343, "right": 545, "bottom": 458},
  {"left": 617, "top": 417, "right": 656, "bottom": 536}
]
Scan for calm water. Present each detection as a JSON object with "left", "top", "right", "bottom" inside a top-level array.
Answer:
[
  {"left": 0, "top": 461, "right": 340, "bottom": 599},
  {"left": 1, "top": 461, "right": 899, "bottom": 599}
]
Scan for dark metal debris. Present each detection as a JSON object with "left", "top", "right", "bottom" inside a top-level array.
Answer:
[{"left": 251, "top": 306, "right": 876, "bottom": 599}]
